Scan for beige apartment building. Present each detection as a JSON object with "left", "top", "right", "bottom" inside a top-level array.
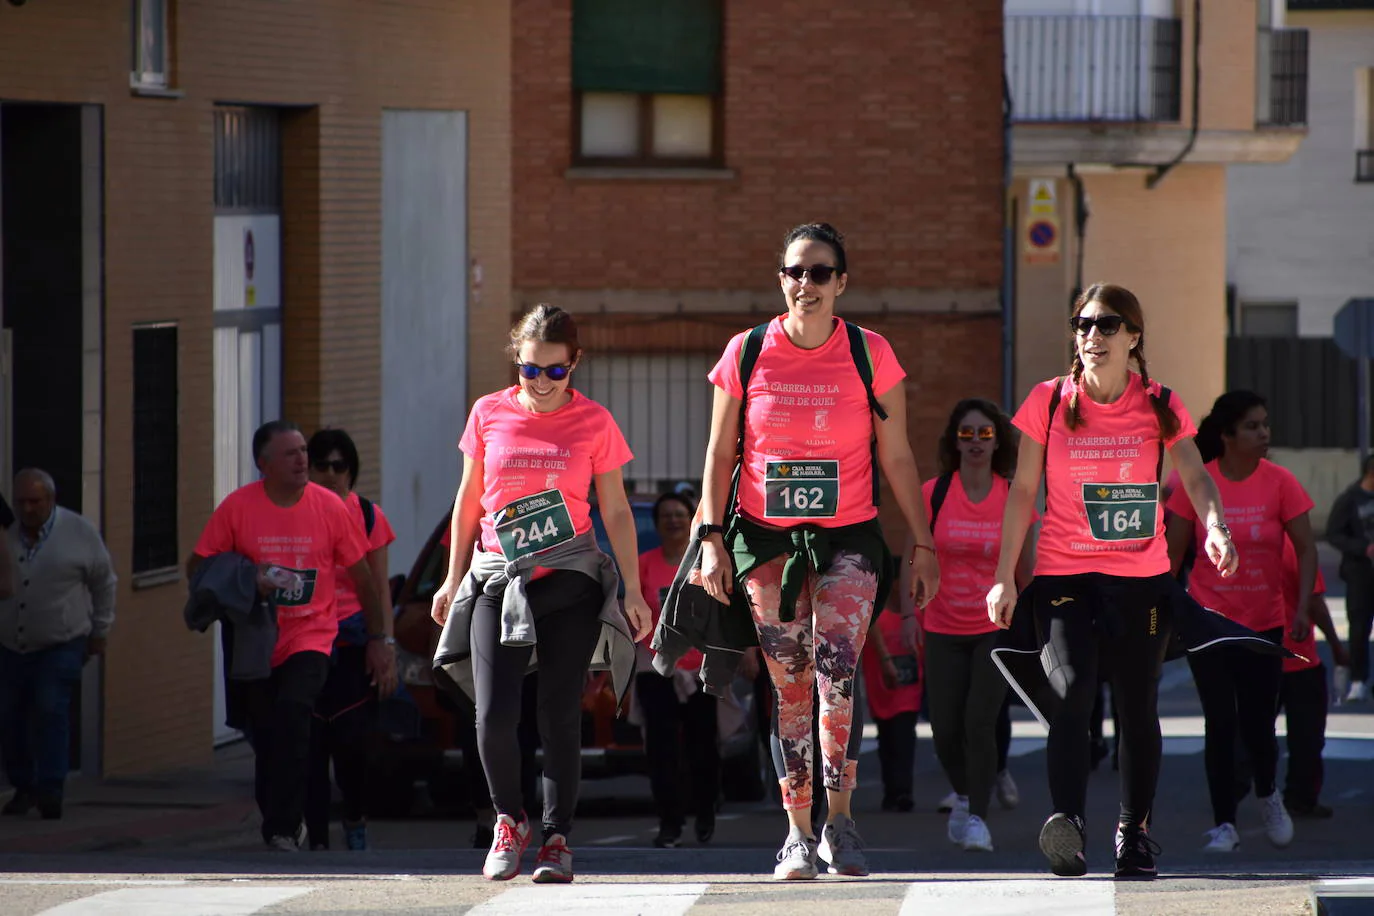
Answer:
[{"left": 1006, "top": 0, "right": 1308, "bottom": 422}]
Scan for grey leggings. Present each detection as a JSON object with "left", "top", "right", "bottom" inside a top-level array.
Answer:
[
  {"left": 924, "top": 630, "right": 1008, "bottom": 820},
  {"left": 471, "top": 570, "right": 603, "bottom": 839}
]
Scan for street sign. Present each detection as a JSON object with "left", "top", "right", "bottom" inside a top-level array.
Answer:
[
  {"left": 1333, "top": 298, "right": 1374, "bottom": 359},
  {"left": 1333, "top": 298, "right": 1374, "bottom": 462}
]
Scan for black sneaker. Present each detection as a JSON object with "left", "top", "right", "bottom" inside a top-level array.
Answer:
[
  {"left": 471, "top": 823, "right": 495, "bottom": 850},
  {"left": 1114, "top": 823, "right": 1161, "bottom": 879},
  {"left": 695, "top": 817, "right": 715, "bottom": 844},
  {"left": 1284, "top": 799, "right": 1334, "bottom": 819},
  {"left": 653, "top": 824, "right": 683, "bottom": 848},
  {"left": 1039, "top": 813, "right": 1088, "bottom": 877},
  {"left": 37, "top": 796, "right": 62, "bottom": 821}
]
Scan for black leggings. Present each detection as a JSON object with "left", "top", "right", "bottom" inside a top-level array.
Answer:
[
  {"left": 1035, "top": 574, "right": 1173, "bottom": 830},
  {"left": 924, "top": 630, "right": 1008, "bottom": 819},
  {"left": 637, "top": 672, "right": 719, "bottom": 829},
  {"left": 305, "top": 645, "right": 375, "bottom": 846},
  {"left": 471, "top": 570, "right": 603, "bottom": 839},
  {"left": 1340, "top": 558, "right": 1374, "bottom": 683},
  {"left": 1188, "top": 625, "right": 1283, "bottom": 826}
]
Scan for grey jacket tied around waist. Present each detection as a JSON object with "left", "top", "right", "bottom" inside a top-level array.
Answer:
[
  {"left": 432, "top": 530, "right": 635, "bottom": 706},
  {"left": 183, "top": 552, "right": 278, "bottom": 681}
]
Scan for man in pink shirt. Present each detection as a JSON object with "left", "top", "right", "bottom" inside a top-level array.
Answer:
[{"left": 188, "top": 420, "right": 395, "bottom": 852}]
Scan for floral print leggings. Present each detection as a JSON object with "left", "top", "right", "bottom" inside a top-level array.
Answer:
[{"left": 745, "top": 550, "right": 877, "bottom": 810}]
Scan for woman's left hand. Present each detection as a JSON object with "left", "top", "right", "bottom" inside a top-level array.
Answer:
[
  {"left": 1289, "top": 610, "right": 1312, "bottom": 644},
  {"left": 908, "top": 544, "right": 940, "bottom": 608},
  {"left": 1204, "top": 526, "right": 1239, "bottom": 578},
  {"left": 622, "top": 592, "right": 653, "bottom": 643}
]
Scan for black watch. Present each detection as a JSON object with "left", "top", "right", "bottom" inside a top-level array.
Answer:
[{"left": 696, "top": 523, "right": 724, "bottom": 540}]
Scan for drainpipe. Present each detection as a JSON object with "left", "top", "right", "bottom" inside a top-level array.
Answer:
[
  {"left": 1146, "top": 0, "right": 1201, "bottom": 190},
  {"left": 1001, "top": 70, "right": 1016, "bottom": 410},
  {"left": 1068, "top": 162, "right": 1088, "bottom": 308}
]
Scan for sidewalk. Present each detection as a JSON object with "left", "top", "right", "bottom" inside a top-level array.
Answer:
[{"left": 0, "top": 740, "right": 258, "bottom": 855}]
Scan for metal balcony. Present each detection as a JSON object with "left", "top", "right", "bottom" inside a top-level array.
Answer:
[
  {"left": 1006, "top": 15, "right": 1182, "bottom": 123},
  {"left": 1256, "top": 28, "right": 1310, "bottom": 127}
]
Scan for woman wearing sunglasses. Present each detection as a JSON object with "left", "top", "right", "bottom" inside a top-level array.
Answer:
[
  {"left": 302, "top": 427, "right": 396, "bottom": 852},
  {"left": 1165, "top": 391, "right": 1316, "bottom": 853},
  {"left": 986, "top": 283, "right": 1239, "bottom": 880},
  {"left": 920, "top": 398, "right": 1032, "bottom": 854},
  {"left": 429, "top": 303, "right": 652, "bottom": 884},
  {"left": 696, "top": 222, "right": 940, "bottom": 880}
]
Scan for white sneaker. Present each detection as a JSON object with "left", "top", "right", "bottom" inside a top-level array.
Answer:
[
  {"left": 947, "top": 796, "right": 970, "bottom": 844},
  {"left": 937, "top": 790, "right": 959, "bottom": 813},
  {"left": 995, "top": 770, "right": 1020, "bottom": 810},
  {"left": 482, "top": 813, "right": 532, "bottom": 880},
  {"left": 1202, "top": 822, "right": 1240, "bottom": 852},
  {"left": 1346, "top": 680, "right": 1368, "bottom": 704},
  {"left": 962, "top": 814, "right": 994, "bottom": 852},
  {"left": 1261, "top": 793, "right": 1294, "bottom": 848}
]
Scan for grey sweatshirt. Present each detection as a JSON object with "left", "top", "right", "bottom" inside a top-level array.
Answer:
[{"left": 1, "top": 507, "right": 117, "bottom": 653}]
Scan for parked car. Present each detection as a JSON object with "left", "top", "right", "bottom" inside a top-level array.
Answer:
[{"left": 369, "top": 500, "right": 768, "bottom": 817}]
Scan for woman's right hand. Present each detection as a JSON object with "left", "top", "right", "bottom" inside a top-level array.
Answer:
[
  {"left": 430, "top": 577, "right": 459, "bottom": 626},
  {"left": 986, "top": 577, "right": 1017, "bottom": 630},
  {"left": 699, "top": 536, "right": 734, "bottom": 606}
]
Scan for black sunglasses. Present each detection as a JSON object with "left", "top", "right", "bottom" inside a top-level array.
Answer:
[
  {"left": 779, "top": 264, "right": 840, "bottom": 285},
  {"left": 516, "top": 362, "right": 572, "bottom": 381},
  {"left": 1070, "top": 315, "right": 1133, "bottom": 337},
  {"left": 313, "top": 459, "right": 349, "bottom": 474}
]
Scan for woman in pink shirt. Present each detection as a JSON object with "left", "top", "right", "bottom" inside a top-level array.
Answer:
[
  {"left": 696, "top": 223, "right": 940, "bottom": 880},
  {"left": 429, "top": 305, "right": 651, "bottom": 884},
  {"left": 986, "top": 283, "right": 1238, "bottom": 880},
  {"left": 921, "top": 398, "right": 1034, "bottom": 854},
  {"left": 1165, "top": 390, "right": 1317, "bottom": 853}
]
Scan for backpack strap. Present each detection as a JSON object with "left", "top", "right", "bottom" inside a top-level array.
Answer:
[
  {"left": 727, "top": 323, "right": 772, "bottom": 520},
  {"left": 844, "top": 321, "right": 887, "bottom": 507},
  {"left": 1151, "top": 385, "right": 1172, "bottom": 481},
  {"left": 358, "top": 495, "right": 376, "bottom": 537},
  {"left": 1043, "top": 376, "right": 1065, "bottom": 512},
  {"left": 928, "top": 472, "right": 954, "bottom": 532}
]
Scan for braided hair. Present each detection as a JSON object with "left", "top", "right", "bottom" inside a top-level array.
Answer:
[{"left": 1064, "top": 283, "right": 1181, "bottom": 442}]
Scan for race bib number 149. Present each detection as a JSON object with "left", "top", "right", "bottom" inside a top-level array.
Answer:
[
  {"left": 494, "top": 489, "right": 575, "bottom": 561},
  {"left": 1081, "top": 482, "right": 1158, "bottom": 542}
]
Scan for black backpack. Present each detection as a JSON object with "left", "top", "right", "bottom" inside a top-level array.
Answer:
[{"left": 358, "top": 495, "right": 376, "bottom": 537}]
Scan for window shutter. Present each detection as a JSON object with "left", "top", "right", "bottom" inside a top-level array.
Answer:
[{"left": 573, "top": 0, "right": 721, "bottom": 95}]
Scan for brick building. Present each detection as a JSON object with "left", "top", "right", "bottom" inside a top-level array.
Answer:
[
  {"left": 0, "top": 0, "right": 513, "bottom": 777},
  {"left": 512, "top": 0, "right": 1008, "bottom": 545}
]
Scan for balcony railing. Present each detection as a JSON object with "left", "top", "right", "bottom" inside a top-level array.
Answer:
[
  {"left": 1006, "top": 15, "right": 1182, "bottom": 123},
  {"left": 1358, "top": 150, "right": 1374, "bottom": 183},
  {"left": 1257, "top": 28, "right": 1309, "bottom": 127}
]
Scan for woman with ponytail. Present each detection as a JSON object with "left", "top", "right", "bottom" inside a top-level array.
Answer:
[
  {"left": 1165, "top": 391, "right": 1317, "bottom": 853},
  {"left": 986, "top": 283, "right": 1239, "bottom": 880}
]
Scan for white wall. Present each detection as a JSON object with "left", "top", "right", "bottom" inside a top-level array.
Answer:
[
  {"left": 380, "top": 110, "right": 468, "bottom": 575},
  {"left": 1227, "top": 12, "right": 1374, "bottom": 337}
]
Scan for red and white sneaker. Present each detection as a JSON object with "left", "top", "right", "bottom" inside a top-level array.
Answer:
[
  {"left": 531, "top": 833, "right": 575, "bottom": 883},
  {"left": 482, "top": 813, "right": 532, "bottom": 881}
]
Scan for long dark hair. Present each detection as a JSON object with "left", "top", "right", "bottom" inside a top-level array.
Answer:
[
  {"left": 308, "top": 427, "right": 361, "bottom": 489},
  {"left": 780, "top": 222, "right": 847, "bottom": 276},
  {"left": 1064, "top": 283, "right": 1180, "bottom": 441},
  {"left": 936, "top": 398, "right": 1017, "bottom": 478},
  {"left": 1195, "top": 390, "right": 1267, "bottom": 464}
]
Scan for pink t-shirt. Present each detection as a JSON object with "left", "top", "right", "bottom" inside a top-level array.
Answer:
[
  {"left": 1280, "top": 536, "right": 1326, "bottom": 673},
  {"left": 1167, "top": 459, "right": 1314, "bottom": 632},
  {"left": 708, "top": 317, "right": 905, "bottom": 528},
  {"left": 639, "top": 547, "right": 702, "bottom": 672},
  {"left": 1014, "top": 374, "right": 1196, "bottom": 578},
  {"left": 862, "top": 609, "right": 923, "bottom": 721},
  {"left": 193, "top": 481, "right": 369, "bottom": 667},
  {"left": 460, "top": 386, "right": 633, "bottom": 557},
  {"left": 333, "top": 492, "right": 396, "bottom": 622},
  {"left": 921, "top": 473, "right": 1034, "bottom": 636}
]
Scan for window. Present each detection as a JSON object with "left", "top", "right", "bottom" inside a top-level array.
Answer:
[
  {"left": 1239, "top": 302, "right": 1298, "bottom": 338},
  {"left": 130, "top": 0, "right": 169, "bottom": 89},
  {"left": 132, "top": 324, "right": 179, "bottom": 576},
  {"left": 572, "top": 0, "right": 723, "bottom": 167},
  {"left": 1356, "top": 68, "right": 1374, "bottom": 182}
]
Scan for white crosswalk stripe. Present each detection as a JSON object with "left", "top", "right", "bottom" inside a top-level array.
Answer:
[
  {"left": 899, "top": 879, "right": 1116, "bottom": 915},
  {"left": 467, "top": 883, "right": 710, "bottom": 916},
  {"left": 36, "top": 885, "right": 313, "bottom": 915}
]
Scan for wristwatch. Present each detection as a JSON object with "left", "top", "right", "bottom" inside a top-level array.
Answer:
[
  {"left": 369, "top": 634, "right": 398, "bottom": 647},
  {"left": 1208, "top": 522, "right": 1232, "bottom": 538},
  {"left": 696, "top": 523, "right": 724, "bottom": 540}
]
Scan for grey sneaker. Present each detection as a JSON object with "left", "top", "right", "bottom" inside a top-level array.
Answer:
[
  {"left": 818, "top": 814, "right": 870, "bottom": 876},
  {"left": 531, "top": 833, "right": 574, "bottom": 883},
  {"left": 773, "top": 826, "right": 819, "bottom": 880},
  {"left": 482, "top": 813, "right": 532, "bottom": 880}
]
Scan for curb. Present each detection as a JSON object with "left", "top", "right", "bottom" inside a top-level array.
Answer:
[{"left": 0, "top": 799, "right": 258, "bottom": 855}]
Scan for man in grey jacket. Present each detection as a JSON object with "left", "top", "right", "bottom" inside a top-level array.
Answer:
[
  {"left": 1325, "top": 455, "right": 1374, "bottom": 703},
  {"left": 0, "top": 469, "right": 116, "bottom": 819}
]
